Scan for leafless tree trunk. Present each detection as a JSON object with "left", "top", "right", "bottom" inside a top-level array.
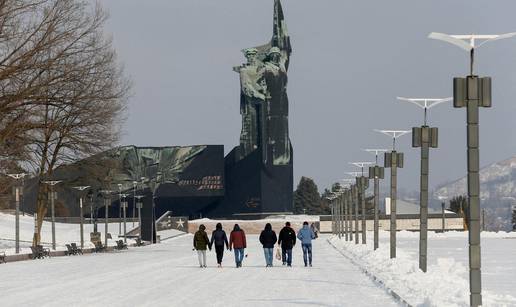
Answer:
[{"left": 0, "top": 0, "right": 130, "bottom": 245}]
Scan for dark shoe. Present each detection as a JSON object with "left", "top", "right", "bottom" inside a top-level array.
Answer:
[
  {"left": 282, "top": 262, "right": 286, "bottom": 266},
  {"left": 287, "top": 264, "right": 292, "bottom": 267},
  {"left": 309, "top": 263, "right": 312, "bottom": 267},
  {"left": 304, "top": 263, "right": 307, "bottom": 267}
]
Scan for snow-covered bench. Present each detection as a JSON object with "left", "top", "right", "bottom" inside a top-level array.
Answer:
[
  {"left": 114, "top": 240, "right": 127, "bottom": 250},
  {"left": 31, "top": 245, "right": 50, "bottom": 259}
]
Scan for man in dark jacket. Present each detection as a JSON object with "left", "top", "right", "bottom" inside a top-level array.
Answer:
[
  {"left": 193, "top": 224, "right": 211, "bottom": 268},
  {"left": 210, "top": 223, "right": 229, "bottom": 267},
  {"left": 259, "top": 223, "right": 277, "bottom": 267},
  {"left": 278, "top": 222, "right": 296, "bottom": 266}
]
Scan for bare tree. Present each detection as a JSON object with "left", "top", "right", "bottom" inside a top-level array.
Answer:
[{"left": 0, "top": 0, "right": 130, "bottom": 244}]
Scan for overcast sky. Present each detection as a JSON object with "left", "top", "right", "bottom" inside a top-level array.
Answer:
[{"left": 101, "top": 0, "right": 516, "bottom": 193}]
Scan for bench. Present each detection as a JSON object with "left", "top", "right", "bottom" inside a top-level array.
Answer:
[
  {"left": 0, "top": 251, "right": 5, "bottom": 263},
  {"left": 71, "top": 243, "right": 83, "bottom": 255},
  {"left": 93, "top": 241, "right": 106, "bottom": 253},
  {"left": 135, "top": 238, "right": 144, "bottom": 247},
  {"left": 65, "top": 244, "right": 74, "bottom": 256},
  {"left": 31, "top": 245, "right": 50, "bottom": 259},
  {"left": 114, "top": 240, "right": 127, "bottom": 250}
]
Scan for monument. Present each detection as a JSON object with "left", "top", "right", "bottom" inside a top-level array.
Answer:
[
  {"left": 23, "top": 0, "right": 293, "bottom": 224},
  {"left": 215, "top": 0, "right": 293, "bottom": 217}
]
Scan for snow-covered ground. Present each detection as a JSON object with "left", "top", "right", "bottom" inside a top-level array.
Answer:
[
  {"left": 329, "top": 230, "right": 516, "bottom": 307},
  {"left": 0, "top": 233, "right": 400, "bottom": 307},
  {"left": 0, "top": 213, "right": 142, "bottom": 254}
]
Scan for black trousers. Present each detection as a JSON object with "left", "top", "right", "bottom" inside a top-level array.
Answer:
[{"left": 215, "top": 245, "right": 224, "bottom": 264}]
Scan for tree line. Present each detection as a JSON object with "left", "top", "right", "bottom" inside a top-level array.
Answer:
[{"left": 0, "top": 0, "right": 130, "bottom": 244}]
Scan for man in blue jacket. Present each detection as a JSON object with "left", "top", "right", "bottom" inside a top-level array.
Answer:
[{"left": 297, "top": 221, "right": 316, "bottom": 267}]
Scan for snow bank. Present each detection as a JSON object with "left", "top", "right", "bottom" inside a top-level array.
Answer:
[
  {"left": 0, "top": 213, "right": 135, "bottom": 255},
  {"left": 328, "top": 235, "right": 516, "bottom": 307}
]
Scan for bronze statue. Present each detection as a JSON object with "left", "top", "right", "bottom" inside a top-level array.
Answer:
[{"left": 235, "top": 0, "right": 292, "bottom": 165}]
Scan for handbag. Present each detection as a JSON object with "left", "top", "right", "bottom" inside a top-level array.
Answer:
[{"left": 275, "top": 247, "right": 282, "bottom": 260}]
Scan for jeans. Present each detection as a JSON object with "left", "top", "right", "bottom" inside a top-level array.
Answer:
[
  {"left": 282, "top": 248, "right": 292, "bottom": 265},
  {"left": 234, "top": 248, "right": 244, "bottom": 266},
  {"left": 263, "top": 248, "right": 273, "bottom": 266},
  {"left": 302, "top": 243, "right": 312, "bottom": 265},
  {"left": 197, "top": 250, "right": 207, "bottom": 267},
  {"left": 215, "top": 245, "right": 224, "bottom": 264}
]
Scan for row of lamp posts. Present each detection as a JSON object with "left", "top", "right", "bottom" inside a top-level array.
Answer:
[
  {"left": 329, "top": 31, "right": 516, "bottom": 307},
  {"left": 4, "top": 177, "right": 150, "bottom": 253}
]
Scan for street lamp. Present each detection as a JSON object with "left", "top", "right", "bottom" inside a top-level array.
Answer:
[
  {"left": 429, "top": 31, "right": 516, "bottom": 307},
  {"left": 132, "top": 181, "right": 138, "bottom": 227},
  {"left": 437, "top": 195, "right": 448, "bottom": 233},
  {"left": 341, "top": 179, "right": 354, "bottom": 242},
  {"left": 375, "top": 129, "right": 410, "bottom": 258},
  {"left": 117, "top": 183, "right": 123, "bottom": 235},
  {"left": 6, "top": 173, "right": 26, "bottom": 254},
  {"left": 42, "top": 180, "right": 62, "bottom": 250},
  {"left": 347, "top": 171, "right": 362, "bottom": 245},
  {"left": 99, "top": 189, "right": 114, "bottom": 247},
  {"left": 350, "top": 162, "right": 373, "bottom": 244},
  {"left": 120, "top": 193, "right": 129, "bottom": 243},
  {"left": 72, "top": 186, "right": 90, "bottom": 249},
  {"left": 398, "top": 96, "right": 451, "bottom": 273},
  {"left": 365, "top": 149, "right": 387, "bottom": 250}
]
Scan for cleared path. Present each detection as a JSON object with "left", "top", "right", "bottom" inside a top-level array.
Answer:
[{"left": 0, "top": 234, "right": 399, "bottom": 307}]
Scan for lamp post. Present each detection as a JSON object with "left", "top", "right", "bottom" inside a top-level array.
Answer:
[
  {"left": 341, "top": 179, "right": 354, "bottom": 242},
  {"left": 120, "top": 193, "right": 128, "bottom": 243},
  {"left": 438, "top": 195, "right": 448, "bottom": 233},
  {"left": 398, "top": 96, "right": 451, "bottom": 272},
  {"left": 7, "top": 173, "right": 27, "bottom": 254},
  {"left": 347, "top": 185, "right": 354, "bottom": 242},
  {"left": 117, "top": 184, "right": 123, "bottom": 235},
  {"left": 42, "top": 180, "right": 62, "bottom": 250},
  {"left": 375, "top": 129, "right": 410, "bottom": 258},
  {"left": 350, "top": 163, "right": 373, "bottom": 244},
  {"left": 73, "top": 186, "right": 90, "bottom": 249},
  {"left": 429, "top": 32, "right": 516, "bottom": 307},
  {"left": 365, "top": 149, "right": 387, "bottom": 250},
  {"left": 132, "top": 181, "right": 138, "bottom": 227},
  {"left": 99, "top": 189, "right": 113, "bottom": 247},
  {"left": 346, "top": 176, "right": 361, "bottom": 245}
]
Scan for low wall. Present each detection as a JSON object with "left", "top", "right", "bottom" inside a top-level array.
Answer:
[
  {"left": 188, "top": 218, "right": 320, "bottom": 234},
  {"left": 320, "top": 216, "right": 464, "bottom": 233}
]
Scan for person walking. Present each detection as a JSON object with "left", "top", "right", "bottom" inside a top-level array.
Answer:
[
  {"left": 278, "top": 221, "right": 296, "bottom": 267},
  {"left": 298, "top": 221, "right": 316, "bottom": 267},
  {"left": 229, "top": 224, "right": 247, "bottom": 268},
  {"left": 310, "top": 223, "right": 319, "bottom": 239},
  {"left": 193, "top": 224, "right": 211, "bottom": 268},
  {"left": 210, "top": 223, "right": 229, "bottom": 267},
  {"left": 259, "top": 223, "right": 277, "bottom": 267}
]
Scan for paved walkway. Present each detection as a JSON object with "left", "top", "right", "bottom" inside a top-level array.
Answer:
[{"left": 0, "top": 234, "right": 399, "bottom": 307}]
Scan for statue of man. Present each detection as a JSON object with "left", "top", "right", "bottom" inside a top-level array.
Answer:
[
  {"left": 235, "top": 48, "right": 267, "bottom": 158},
  {"left": 263, "top": 46, "right": 291, "bottom": 165}
]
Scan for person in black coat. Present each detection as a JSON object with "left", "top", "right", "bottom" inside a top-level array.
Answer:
[
  {"left": 278, "top": 221, "right": 296, "bottom": 266},
  {"left": 259, "top": 223, "right": 277, "bottom": 267},
  {"left": 210, "top": 223, "right": 229, "bottom": 267}
]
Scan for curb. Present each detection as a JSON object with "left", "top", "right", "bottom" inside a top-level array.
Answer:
[
  {"left": 326, "top": 238, "right": 413, "bottom": 307},
  {"left": 1, "top": 242, "right": 144, "bottom": 264},
  {"left": 160, "top": 232, "right": 188, "bottom": 241}
]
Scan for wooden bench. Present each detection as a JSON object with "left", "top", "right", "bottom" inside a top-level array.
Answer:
[
  {"left": 65, "top": 244, "right": 74, "bottom": 256},
  {"left": 135, "top": 238, "right": 144, "bottom": 247},
  {"left": 114, "top": 240, "right": 127, "bottom": 250},
  {"left": 71, "top": 243, "right": 83, "bottom": 255},
  {"left": 93, "top": 241, "right": 106, "bottom": 253},
  {"left": 31, "top": 245, "right": 50, "bottom": 259}
]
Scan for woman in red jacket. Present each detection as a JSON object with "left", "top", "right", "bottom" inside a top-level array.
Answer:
[{"left": 229, "top": 224, "right": 247, "bottom": 268}]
